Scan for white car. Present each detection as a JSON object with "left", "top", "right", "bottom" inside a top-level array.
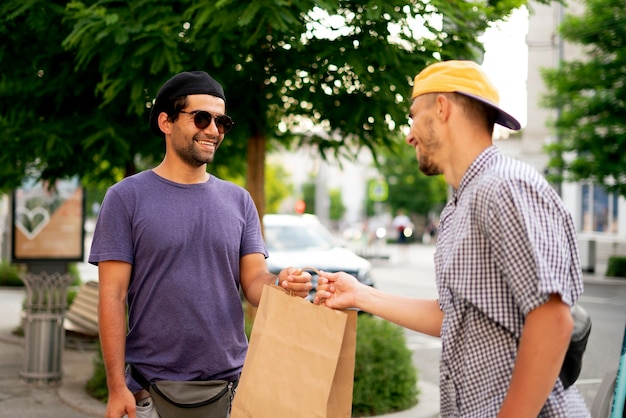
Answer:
[{"left": 264, "top": 214, "right": 375, "bottom": 300}]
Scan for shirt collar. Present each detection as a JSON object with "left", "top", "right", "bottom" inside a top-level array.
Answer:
[{"left": 452, "top": 145, "right": 499, "bottom": 202}]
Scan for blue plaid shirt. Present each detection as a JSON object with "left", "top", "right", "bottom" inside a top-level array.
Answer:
[{"left": 434, "top": 146, "right": 589, "bottom": 417}]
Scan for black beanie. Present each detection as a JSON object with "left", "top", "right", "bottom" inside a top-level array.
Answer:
[{"left": 149, "top": 71, "right": 226, "bottom": 137}]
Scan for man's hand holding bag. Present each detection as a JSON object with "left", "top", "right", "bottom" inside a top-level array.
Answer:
[{"left": 231, "top": 284, "right": 357, "bottom": 418}]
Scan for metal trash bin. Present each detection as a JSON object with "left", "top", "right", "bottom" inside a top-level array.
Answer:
[{"left": 19, "top": 271, "right": 74, "bottom": 385}]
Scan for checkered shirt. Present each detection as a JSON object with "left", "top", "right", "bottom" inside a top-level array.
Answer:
[{"left": 434, "top": 146, "right": 589, "bottom": 417}]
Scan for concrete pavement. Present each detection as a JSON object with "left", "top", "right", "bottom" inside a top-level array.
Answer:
[{"left": 0, "top": 286, "right": 105, "bottom": 418}]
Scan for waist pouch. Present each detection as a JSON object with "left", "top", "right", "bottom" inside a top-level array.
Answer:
[
  {"left": 131, "top": 365, "right": 235, "bottom": 418},
  {"left": 559, "top": 304, "right": 592, "bottom": 389}
]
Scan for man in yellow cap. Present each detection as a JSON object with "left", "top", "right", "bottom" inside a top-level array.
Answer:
[{"left": 316, "top": 60, "right": 589, "bottom": 416}]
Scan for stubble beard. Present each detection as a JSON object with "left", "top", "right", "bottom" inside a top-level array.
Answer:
[
  {"left": 418, "top": 152, "right": 440, "bottom": 176},
  {"left": 175, "top": 134, "right": 220, "bottom": 167},
  {"left": 417, "top": 118, "right": 442, "bottom": 177}
]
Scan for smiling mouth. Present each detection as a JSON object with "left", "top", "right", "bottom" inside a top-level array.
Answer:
[{"left": 195, "top": 139, "right": 216, "bottom": 148}]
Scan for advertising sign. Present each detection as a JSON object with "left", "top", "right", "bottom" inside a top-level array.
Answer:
[{"left": 12, "top": 177, "right": 85, "bottom": 262}]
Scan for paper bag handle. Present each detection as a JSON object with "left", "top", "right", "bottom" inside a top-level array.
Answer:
[{"left": 275, "top": 266, "right": 321, "bottom": 297}]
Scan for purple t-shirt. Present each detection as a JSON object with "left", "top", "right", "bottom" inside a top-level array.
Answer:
[{"left": 89, "top": 170, "right": 267, "bottom": 389}]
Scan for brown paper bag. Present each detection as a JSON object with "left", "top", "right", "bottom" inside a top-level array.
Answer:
[{"left": 231, "top": 284, "right": 357, "bottom": 418}]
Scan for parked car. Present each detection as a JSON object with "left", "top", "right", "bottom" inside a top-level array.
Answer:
[{"left": 264, "top": 214, "right": 375, "bottom": 300}]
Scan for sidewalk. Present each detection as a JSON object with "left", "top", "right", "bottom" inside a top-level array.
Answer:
[{"left": 0, "top": 286, "right": 105, "bottom": 418}]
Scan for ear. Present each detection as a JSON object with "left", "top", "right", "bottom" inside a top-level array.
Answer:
[
  {"left": 435, "top": 94, "right": 451, "bottom": 122},
  {"left": 158, "top": 112, "right": 172, "bottom": 135}
]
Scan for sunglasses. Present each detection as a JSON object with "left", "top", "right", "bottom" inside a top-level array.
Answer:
[{"left": 179, "top": 110, "right": 234, "bottom": 134}]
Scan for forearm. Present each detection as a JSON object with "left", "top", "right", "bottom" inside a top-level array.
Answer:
[
  {"left": 356, "top": 286, "right": 443, "bottom": 337},
  {"left": 498, "top": 295, "right": 573, "bottom": 417},
  {"left": 99, "top": 294, "right": 130, "bottom": 393},
  {"left": 243, "top": 272, "right": 277, "bottom": 307}
]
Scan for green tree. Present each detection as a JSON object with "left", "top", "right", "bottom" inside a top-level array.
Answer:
[
  {"left": 329, "top": 188, "right": 346, "bottom": 221},
  {"left": 541, "top": 0, "right": 626, "bottom": 197},
  {"left": 365, "top": 142, "right": 448, "bottom": 218},
  {"left": 264, "top": 165, "right": 294, "bottom": 214},
  {"left": 1, "top": 0, "right": 531, "bottom": 219},
  {"left": 299, "top": 180, "right": 346, "bottom": 221},
  {"left": 302, "top": 181, "right": 316, "bottom": 214},
  {"left": 213, "top": 163, "right": 293, "bottom": 214}
]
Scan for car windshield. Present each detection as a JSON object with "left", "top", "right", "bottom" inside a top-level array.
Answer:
[{"left": 264, "top": 224, "right": 334, "bottom": 251}]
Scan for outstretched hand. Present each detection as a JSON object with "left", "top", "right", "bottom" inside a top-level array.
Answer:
[{"left": 313, "top": 271, "right": 360, "bottom": 310}]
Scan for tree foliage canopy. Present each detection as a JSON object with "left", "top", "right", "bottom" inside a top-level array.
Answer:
[
  {"left": 1, "top": 0, "right": 528, "bottom": 212},
  {"left": 368, "top": 141, "right": 449, "bottom": 219},
  {"left": 541, "top": 0, "right": 626, "bottom": 197}
]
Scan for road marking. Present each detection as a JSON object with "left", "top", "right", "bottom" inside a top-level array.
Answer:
[
  {"left": 576, "top": 378, "right": 603, "bottom": 385},
  {"left": 578, "top": 295, "right": 625, "bottom": 306}
]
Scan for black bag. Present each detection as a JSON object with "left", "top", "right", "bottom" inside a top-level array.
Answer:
[
  {"left": 130, "top": 365, "right": 235, "bottom": 418},
  {"left": 559, "top": 304, "right": 592, "bottom": 389}
]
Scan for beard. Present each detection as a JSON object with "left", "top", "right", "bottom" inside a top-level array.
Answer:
[
  {"left": 416, "top": 116, "right": 442, "bottom": 176},
  {"left": 173, "top": 133, "right": 221, "bottom": 167}
]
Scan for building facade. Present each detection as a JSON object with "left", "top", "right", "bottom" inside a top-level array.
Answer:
[{"left": 514, "top": 1, "right": 626, "bottom": 273}]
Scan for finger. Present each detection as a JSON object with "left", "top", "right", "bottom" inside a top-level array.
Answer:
[
  {"left": 315, "top": 289, "right": 333, "bottom": 299},
  {"left": 283, "top": 280, "right": 313, "bottom": 291},
  {"left": 289, "top": 271, "right": 312, "bottom": 282}
]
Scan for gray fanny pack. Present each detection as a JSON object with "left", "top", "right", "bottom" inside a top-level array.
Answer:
[{"left": 130, "top": 365, "right": 236, "bottom": 418}]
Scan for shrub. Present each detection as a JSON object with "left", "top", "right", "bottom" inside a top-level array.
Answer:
[
  {"left": 67, "top": 263, "right": 84, "bottom": 286},
  {"left": 86, "top": 346, "right": 108, "bottom": 403},
  {"left": 0, "top": 261, "right": 81, "bottom": 288},
  {"left": 606, "top": 256, "right": 626, "bottom": 278},
  {"left": 352, "top": 314, "right": 418, "bottom": 417},
  {"left": 0, "top": 261, "right": 24, "bottom": 286}
]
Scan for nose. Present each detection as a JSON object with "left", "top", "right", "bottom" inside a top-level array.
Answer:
[
  {"left": 405, "top": 131, "right": 415, "bottom": 146},
  {"left": 202, "top": 117, "right": 220, "bottom": 136}
]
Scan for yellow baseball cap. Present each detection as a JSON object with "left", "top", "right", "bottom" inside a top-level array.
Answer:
[{"left": 411, "top": 60, "right": 521, "bottom": 131}]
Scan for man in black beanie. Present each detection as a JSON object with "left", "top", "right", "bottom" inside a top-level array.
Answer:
[{"left": 89, "top": 71, "right": 312, "bottom": 418}]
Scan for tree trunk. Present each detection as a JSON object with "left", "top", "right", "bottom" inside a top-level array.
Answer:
[
  {"left": 245, "top": 133, "right": 266, "bottom": 323},
  {"left": 246, "top": 133, "right": 266, "bottom": 222}
]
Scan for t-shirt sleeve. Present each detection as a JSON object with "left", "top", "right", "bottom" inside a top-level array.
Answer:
[
  {"left": 88, "top": 188, "right": 135, "bottom": 265},
  {"left": 239, "top": 192, "right": 268, "bottom": 259}
]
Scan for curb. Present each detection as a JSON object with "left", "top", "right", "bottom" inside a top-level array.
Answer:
[
  {"left": 58, "top": 378, "right": 106, "bottom": 418},
  {"left": 582, "top": 274, "right": 626, "bottom": 286}
]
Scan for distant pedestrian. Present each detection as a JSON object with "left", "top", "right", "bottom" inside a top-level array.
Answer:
[
  {"left": 422, "top": 220, "right": 437, "bottom": 244},
  {"left": 391, "top": 209, "right": 411, "bottom": 244}
]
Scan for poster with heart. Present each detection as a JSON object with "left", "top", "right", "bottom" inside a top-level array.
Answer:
[{"left": 12, "top": 177, "right": 84, "bottom": 261}]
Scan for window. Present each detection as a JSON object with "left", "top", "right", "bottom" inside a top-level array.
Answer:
[{"left": 581, "top": 183, "right": 619, "bottom": 233}]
